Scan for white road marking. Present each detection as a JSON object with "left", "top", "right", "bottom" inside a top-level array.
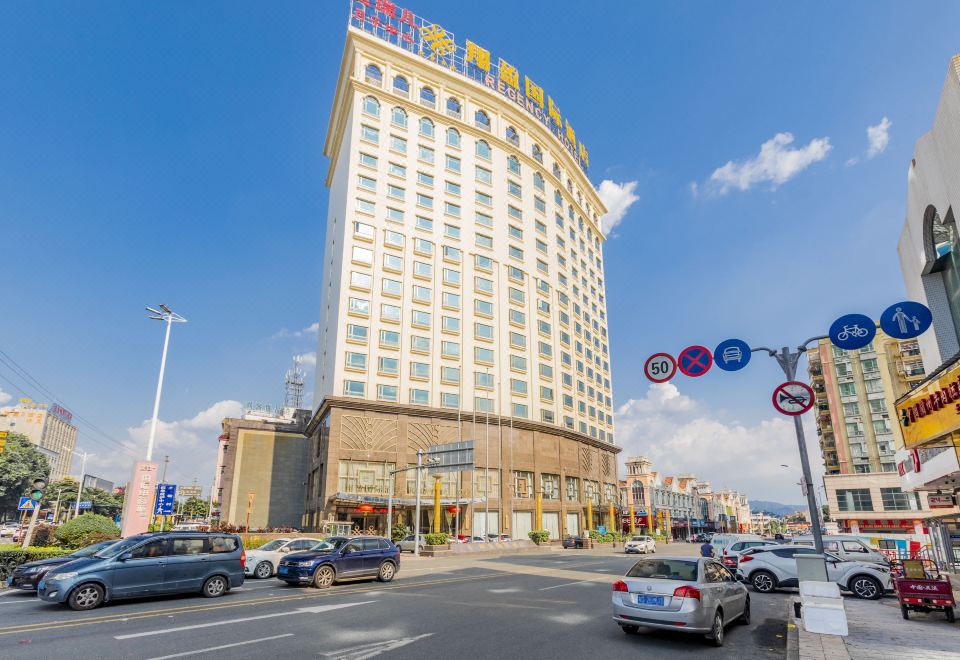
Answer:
[
  {"left": 146, "top": 633, "right": 294, "bottom": 659},
  {"left": 114, "top": 601, "right": 374, "bottom": 639},
  {"left": 319, "top": 633, "right": 434, "bottom": 659},
  {"left": 538, "top": 580, "right": 596, "bottom": 591}
]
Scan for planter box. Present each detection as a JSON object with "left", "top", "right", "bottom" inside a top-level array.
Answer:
[{"left": 421, "top": 545, "right": 451, "bottom": 557}]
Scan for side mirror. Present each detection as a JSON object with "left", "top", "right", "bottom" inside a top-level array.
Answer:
[
  {"left": 279, "top": 547, "right": 290, "bottom": 553},
  {"left": 341, "top": 546, "right": 352, "bottom": 555},
  {"left": 736, "top": 574, "right": 746, "bottom": 582},
  {"left": 118, "top": 552, "right": 133, "bottom": 562}
]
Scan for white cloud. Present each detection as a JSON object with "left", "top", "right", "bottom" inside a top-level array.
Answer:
[
  {"left": 0, "top": 387, "right": 11, "bottom": 406},
  {"left": 596, "top": 180, "right": 639, "bottom": 234},
  {"left": 615, "top": 383, "right": 823, "bottom": 503},
  {"left": 272, "top": 322, "right": 319, "bottom": 339},
  {"left": 708, "top": 132, "right": 832, "bottom": 194},
  {"left": 297, "top": 351, "right": 317, "bottom": 368},
  {"left": 866, "top": 116, "right": 892, "bottom": 159}
]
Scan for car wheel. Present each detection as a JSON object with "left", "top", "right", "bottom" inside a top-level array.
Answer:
[
  {"left": 708, "top": 610, "right": 725, "bottom": 647},
  {"left": 739, "top": 597, "right": 750, "bottom": 625},
  {"left": 619, "top": 624, "right": 639, "bottom": 635},
  {"left": 254, "top": 561, "right": 272, "bottom": 579},
  {"left": 946, "top": 607, "right": 955, "bottom": 623},
  {"left": 849, "top": 575, "right": 882, "bottom": 600},
  {"left": 377, "top": 561, "right": 396, "bottom": 583},
  {"left": 751, "top": 571, "right": 777, "bottom": 593},
  {"left": 900, "top": 604, "right": 909, "bottom": 620},
  {"left": 68, "top": 583, "right": 104, "bottom": 611},
  {"left": 202, "top": 575, "right": 228, "bottom": 598},
  {"left": 312, "top": 565, "right": 335, "bottom": 589}
]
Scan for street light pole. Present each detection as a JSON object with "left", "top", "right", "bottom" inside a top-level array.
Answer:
[
  {"left": 144, "top": 305, "right": 187, "bottom": 462},
  {"left": 72, "top": 450, "right": 94, "bottom": 519}
]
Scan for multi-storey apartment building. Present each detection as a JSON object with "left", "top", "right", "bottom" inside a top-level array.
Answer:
[
  {"left": 302, "top": 6, "right": 619, "bottom": 539},
  {"left": 0, "top": 398, "right": 77, "bottom": 481}
]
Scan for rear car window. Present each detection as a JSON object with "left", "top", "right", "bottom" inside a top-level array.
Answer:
[
  {"left": 377, "top": 538, "right": 392, "bottom": 550},
  {"left": 170, "top": 538, "right": 205, "bottom": 555},
  {"left": 209, "top": 536, "right": 239, "bottom": 553},
  {"left": 842, "top": 541, "right": 868, "bottom": 552},
  {"left": 362, "top": 539, "right": 381, "bottom": 551},
  {"left": 626, "top": 559, "right": 698, "bottom": 581}
]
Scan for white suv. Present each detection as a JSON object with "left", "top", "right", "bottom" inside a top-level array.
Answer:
[
  {"left": 245, "top": 537, "right": 322, "bottom": 578},
  {"left": 624, "top": 535, "right": 656, "bottom": 554},
  {"left": 736, "top": 544, "right": 891, "bottom": 599}
]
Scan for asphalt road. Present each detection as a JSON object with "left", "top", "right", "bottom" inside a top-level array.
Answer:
[{"left": 0, "top": 548, "right": 791, "bottom": 659}]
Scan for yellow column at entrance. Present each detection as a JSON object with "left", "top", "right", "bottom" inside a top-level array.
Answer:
[
  {"left": 535, "top": 492, "right": 542, "bottom": 530},
  {"left": 586, "top": 498, "right": 593, "bottom": 532},
  {"left": 629, "top": 504, "right": 636, "bottom": 534},
  {"left": 433, "top": 477, "right": 442, "bottom": 534},
  {"left": 608, "top": 501, "right": 615, "bottom": 533}
]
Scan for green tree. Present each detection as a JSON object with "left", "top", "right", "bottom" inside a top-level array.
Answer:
[
  {"left": 42, "top": 481, "right": 123, "bottom": 520},
  {"left": 0, "top": 433, "right": 51, "bottom": 519},
  {"left": 55, "top": 513, "right": 120, "bottom": 548},
  {"left": 181, "top": 496, "right": 209, "bottom": 519},
  {"left": 821, "top": 504, "right": 831, "bottom": 523}
]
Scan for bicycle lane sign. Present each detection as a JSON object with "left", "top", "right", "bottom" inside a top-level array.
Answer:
[{"left": 829, "top": 313, "right": 876, "bottom": 351}]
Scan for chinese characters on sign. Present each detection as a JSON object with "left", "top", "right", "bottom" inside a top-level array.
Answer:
[{"left": 348, "top": 0, "right": 590, "bottom": 173}]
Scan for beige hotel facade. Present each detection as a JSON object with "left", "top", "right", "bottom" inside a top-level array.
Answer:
[{"left": 302, "top": 10, "right": 619, "bottom": 539}]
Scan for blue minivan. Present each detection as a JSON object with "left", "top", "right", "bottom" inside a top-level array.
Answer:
[
  {"left": 38, "top": 532, "right": 245, "bottom": 610},
  {"left": 277, "top": 536, "right": 399, "bottom": 588}
]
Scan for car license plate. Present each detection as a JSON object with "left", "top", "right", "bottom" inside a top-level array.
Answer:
[
  {"left": 38, "top": 580, "right": 45, "bottom": 590},
  {"left": 278, "top": 567, "right": 288, "bottom": 575},
  {"left": 636, "top": 595, "right": 663, "bottom": 606}
]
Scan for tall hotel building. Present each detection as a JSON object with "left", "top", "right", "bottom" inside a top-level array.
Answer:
[{"left": 302, "top": 4, "right": 620, "bottom": 539}]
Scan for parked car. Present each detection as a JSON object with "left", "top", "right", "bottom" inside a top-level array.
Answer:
[
  {"left": 397, "top": 534, "right": 424, "bottom": 553},
  {"left": 624, "top": 535, "right": 656, "bottom": 554},
  {"left": 463, "top": 536, "right": 487, "bottom": 543},
  {"left": 790, "top": 535, "right": 890, "bottom": 566},
  {"left": 736, "top": 544, "right": 890, "bottom": 599},
  {"left": 277, "top": 536, "right": 399, "bottom": 587},
  {"left": 37, "top": 532, "right": 245, "bottom": 610},
  {"left": 719, "top": 540, "right": 779, "bottom": 571},
  {"left": 0, "top": 522, "right": 18, "bottom": 538},
  {"left": 7, "top": 540, "right": 120, "bottom": 592},
  {"left": 612, "top": 557, "right": 749, "bottom": 647},
  {"left": 245, "top": 537, "right": 322, "bottom": 578},
  {"left": 562, "top": 535, "right": 587, "bottom": 549},
  {"left": 710, "top": 534, "right": 763, "bottom": 557}
]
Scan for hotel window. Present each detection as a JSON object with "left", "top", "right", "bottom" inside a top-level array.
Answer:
[
  {"left": 446, "top": 96, "right": 461, "bottom": 117},
  {"left": 539, "top": 363, "right": 553, "bottom": 378},
  {"left": 343, "top": 380, "right": 365, "bottom": 398},
  {"left": 416, "top": 193, "right": 433, "bottom": 209},
  {"left": 352, "top": 246, "right": 373, "bottom": 265},
  {"left": 475, "top": 276, "right": 494, "bottom": 293},
  {"left": 345, "top": 352, "right": 367, "bottom": 370},
  {"left": 388, "top": 162, "right": 406, "bottom": 177},
  {"left": 353, "top": 221, "right": 375, "bottom": 240},
  {"left": 443, "top": 224, "right": 461, "bottom": 240},
  {"left": 356, "top": 198, "right": 375, "bottom": 215},
  {"left": 475, "top": 347, "right": 494, "bottom": 364},
  {"left": 476, "top": 234, "right": 493, "bottom": 249},
  {"left": 391, "top": 106, "right": 407, "bottom": 127},
  {"left": 442, "top": 316, "right": 460, "bottom": 333},
  {"left": 419, "top": 117, "right": 435, "bottom": 138},
  {"left": 507, "top": 265, "right": 524, "bottom": 282},
  {"left": 539, "top": 341, "right": 553, "bottom": 358},
  {"left": 476, "top": 191, "right": 493, "bottom": 206},
  {"left": 509, "top": 288, "right": 525, "bottom": 304},
  {"left": 378, "top": 357, "right": 399, "bottom": 376},
  {"left": 512, "top": 403, "right": 529, "bottom": 418},
  {"left": 357, "top": 174, "right": 375, "bottom": 192},
  {"left": 537, "top": 280, "right": 550, "bottom": 295},
  {"left": 533, "top": 171, "right": 545, "bottom": 191},
  {"left": 508, "top": 206, "right": 522, "bottom": 221},
  {"left": 537, "top": 259, "right": 549, "bottom": 275},
  {"left": 508, "top": 225, "right": 523, "bottom": 240},
  {"left": 552, "top": 162, "right": 562, "bottom": 178},
  {"left": 393, "top": 74, "right": 409, "bottom": 95},
  {"left": 445, "top": 155, "right": 461, "bottom": 172},
  {"left": 415, "top": 216, "right": 433, "bottom": 231},
  {"left": 441, "top": 366, "right": 460, "bottom": 384},
  {"left": 442, "top": 268, "right": 461, "bottom": 285},
  {"left": 475, "top": 165, "right": 492, "bottom": 185},
  {"left": 540, "top": 386, "right": 554, "bottom": 402},
  {"left": 475, "top": 110, "right": 491, "bottom": 130},
  {"left": 475, "top": 299, "right": 494, "bottom": 317},
  {"left": 412, "top": 285, "right": 431, "bottom": 303},
  {"left": 475, "top": 371, "right": 494, "bottom": 389},
  {"left": 414, "top": 238, "right": 434, "bottom": 256},
  {"left": 505, "top": 125, "right": 519, "bottom": 145},
  {"left": 417, "top": 171, "right": 434, "bottom": 187},
  {"left": 359, "top": 152, "right": 378, "bottom": 169},
  {"left": 563, "top": 394, "right": 574, "bottom": 408},
  {"left": 383, "top": 253, "right": 403, "bottom": 272},
  {"left": 507, "top": 155, "right": 521, "bottom": 175},
  {"left": 443, "top": 245, "right": 462, "bottom": 262},
  {"left": 475, "top": 322, "right": 495, "bottom": 340},
  {"left": 410, "top": 389, "right": 429, "bottom": 405},
  {"left": 508, "top": 245, "right": 523, "bottom": 260},
  {"left": 510, "top": 355, "right": 527, "bottom": 372},
  {"left": 380, "top": 304, "right": 401, "bottom": 322},
  {"left": 445, "top": 202, "right": 461, "bottom": 218},
  {"left": 476, "top": 139, "right": 492, "bottom": 160},
  {"left": 509, "top": 332, "right": 526, "bottom": 349},
  {"left": 534, "top": 197, "right": 546, "bottom": 214},
  {"left": 411, "top": 309, "right": 431, "bottom": 328},
  {"left": 441, "top": 341, "right": 460, "bottom": 359},
  {"left": 348, "top": 297, "right": 369, "bottom": 316},
  {"left": 507, "top": 180, "right": 522, "bottom": 198},
  {"left": 509, "top": 309, "right": 525, "bottom": 326},
  {"left": 382, "top": 278, "right": 402, "bottom": 297},
  {"left": 410, "top": 362, "right": 430, "bottom": 379},
  {"left": 377, "top": 384, "right": 398, "bottom": 402},
  {"left": 420, "top": 86, "right": 436, "bottom": 108},
  {"left": 442, "top": 291, "right": 461, "bottom": 310},
  {"left": 379, "top": 329, "right": 399, "bottom": 348},
  {"left": 347, "top": 324, "right": 368, "bottom": 342},
  {"left": 475, "top": 255, "right": 493, "bottom": 272},
  {"left": 538, "top": 320, "right": 551, "bottom": 335},
  {"left": 418, "top": 146, "right": 435, "bottom": 164},
  {"left": 441, "top": 392, "right": 460, "bottom": 409},
  {"left": 532, "top": 144, "right": 543, "bottom": 163},
  {"left": 362, "top": 95, "right": 380, "bottom": 116},
  {"left": 350, "top": 271, "right": 371, "bottom": 289},
  {"left": 475, "top": 212, "right": 493, "bottom": 229},
  {"left": 446, "top": 127, "right": 461, "bottom": 147},
  {"left": 390, "top": 135, "right": 407, "bottom": 153},
  {"left": 475, "top": 397, "right": 494, "bottom": 412},
  {"left": 413, "top": 261, "right": 433, "bottom": 279},
  {"left": 537, "top": 299, "right": 551, "bottom": 314},
  {"left": 536, "top": 239, "right": 548, "bottom": 254},
  {"left": 411, "top": 335, "right": 431, "bottom": 353}
]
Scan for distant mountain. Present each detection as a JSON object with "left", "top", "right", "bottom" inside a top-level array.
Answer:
[{"left": 751, "top": 501, "right": 806, "bottom": 517}]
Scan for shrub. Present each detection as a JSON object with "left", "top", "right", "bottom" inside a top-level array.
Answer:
[
  {"left": 0, "top": 547, "right": 73, "bottom": 582},
  {"left": 424, "top": 533, "right": 448, "bottom": 546},
  {"left": 29, "top": 523, "right": 58, "bottom": 547},
  {"left": 54, "top": 514, "right": 120, "bottom": 549},
  {"left": 528, "top": 530, "right": 550, "bottom": 545},
  {"left": 390, "top": 524, "right": 411, "bottom": 543}
]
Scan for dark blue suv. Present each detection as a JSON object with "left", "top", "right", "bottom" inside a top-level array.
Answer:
[{"left": 277, "top": 536, "right": 399, "bottom": 588}]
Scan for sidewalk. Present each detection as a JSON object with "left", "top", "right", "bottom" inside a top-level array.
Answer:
[{"left": 792, "top": 596, "right": 960, "bottom": 660}]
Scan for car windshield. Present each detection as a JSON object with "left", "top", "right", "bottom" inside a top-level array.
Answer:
[
  {"left": 94, "top": 535, "right": 152, "bottom": 558},
  {"left": 626, "top": 559, "right": 698, "bottom": 581},
  {"left": 74, "top": 540, "right": 119, "bottom": 557},
  {"left": 310, "top": 537, "right": 347, "bottom": 552},
  {"left": 631, "top": 537, "right": 648, "bottom": 541},
  {"left": 258, "top": 540, "right": 288, "bottom": 552}
]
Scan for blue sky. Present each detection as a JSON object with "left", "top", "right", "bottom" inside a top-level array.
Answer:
[{"left": 1, "top": 1, "right": 957, "bottom": 502}]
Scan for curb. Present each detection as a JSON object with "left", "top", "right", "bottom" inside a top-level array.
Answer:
[{"left": 786, "top": 601, "right": 800, "bottom": 660}]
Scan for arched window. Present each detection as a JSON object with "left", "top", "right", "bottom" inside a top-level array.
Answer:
[
  {"left": 507, "top": 155, "right": 521, "bottom": 175},
  {"left": 393, "top": 75, "right": 409, "bottom": 95},
  {"left": 362, "top": 95, "right": 380, "bottom": 116},
  {"left": 552, "top": 162, "right": 561, "bottom": 178},
  {"left": 419, "top": 117, "right": 435, "bottom": 138},
  {"left": 420, "top": 86, "right": 436, "bottom": 107},
  {"left": 391, "top": 106, "right": 407, "bottom": 128},
  {"left": 533, "top": 172, "right": 544, "bottom": 191},
  {"left": 505, "top": 126, "right": 519, "bottom": 146},
  {"left": 446, "top": 127, "right": 461, "bottom": 148},
  {"left": 364, "top": 64, "right": 382, "bottom": 85},
  {"left": 532, "top": 144, "right": 543, "bottom": 163},
  {"left": 446, "top": 97, "right": 462, "bottom": 118},
  {"left": 475, "top": 109, "right": 490, "bottom": 130},
  {"left": 476, "top": 139, "right": 491, "bottom": 160}
]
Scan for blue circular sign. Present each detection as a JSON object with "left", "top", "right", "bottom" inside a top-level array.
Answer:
[
  {"left": 714, "top": 339, "right": 751, "bottom": 371},
  {"left": 829, "top": 313, "right": 876, "bottom": 350},
  {"left": 879, "top": 301, "right": 932, "bottom": 340}
]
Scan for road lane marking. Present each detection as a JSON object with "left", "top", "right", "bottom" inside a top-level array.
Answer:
[
  {"left": 147, "top": 633, "right": 294, "bottom": 659},
  {"left": 538, "top": 580, "right": 597, "bottom": 591},
  {"left": 114, "top": 601, "right": 374, "bottom": 639},
  {"left": 319, "top": 633, "right": 434, "bottom": 659}
]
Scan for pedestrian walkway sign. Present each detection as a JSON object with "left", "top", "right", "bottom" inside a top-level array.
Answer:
[
  {"left": 829, "top": 313, "right": 876, "bottom": 350},
  {"left": 18, "top": 497, "right": 37, "bottom": 511},
  {"left": 678, "top": 345, "right": 712, "bottom": 377},
  {"left": 880, "top": 301, "right": 932, "bottom": 340},
  {"left": 714, "top": 338, "right": 751, "bottom": 372}
]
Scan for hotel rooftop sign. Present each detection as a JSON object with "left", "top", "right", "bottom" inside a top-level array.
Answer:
[{"left": 349, "top": 0, "right": 590, "bottom": 173}]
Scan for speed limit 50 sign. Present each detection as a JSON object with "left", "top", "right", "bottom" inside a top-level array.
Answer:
[{"left": 644, "top": 353, "right": 676, "bottom": 383}]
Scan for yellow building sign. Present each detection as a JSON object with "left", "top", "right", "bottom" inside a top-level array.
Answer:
[{"left": 896, "top": 359, "right": 960, "bottom": 447}]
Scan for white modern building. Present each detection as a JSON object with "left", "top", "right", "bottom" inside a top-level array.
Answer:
[{"left": 0, "top": 398, "right": 77, "bottom": 481}]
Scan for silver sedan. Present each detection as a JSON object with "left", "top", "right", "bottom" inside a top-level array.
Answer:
[{"left": 611, "top": 557, "right": 750, "bottom": 647}]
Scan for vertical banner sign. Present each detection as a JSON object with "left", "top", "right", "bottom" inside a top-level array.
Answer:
[{"left": 120, "top": 461, "right": 159, "bottom": 538}]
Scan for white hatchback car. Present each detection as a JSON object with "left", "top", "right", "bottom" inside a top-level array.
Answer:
[
  {"left": 624, "top": 536, "right": 656, "bottom": 554},
  {"left": 245, "top": 537, "right": 322, "bottom": 578}
]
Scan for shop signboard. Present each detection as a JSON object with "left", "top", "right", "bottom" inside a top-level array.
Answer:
[{"left": 896, "top": 357, "right": 960, "bottom": 447}]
